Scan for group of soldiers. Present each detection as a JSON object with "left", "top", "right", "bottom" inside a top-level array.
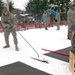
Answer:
[
  {"left": 0, "top": 7, "right": 61, "bottom": 51},
  {"left": 1, "top": 4, "right": 75, "bottom": 54},
  {"left": 42, "top": 4, "right": 75, "bottom": 54},
  {"left": 42, "top": 9, "right": 60, "bottom": 30}
]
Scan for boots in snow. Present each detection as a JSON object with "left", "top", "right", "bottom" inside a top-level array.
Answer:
[
  {"left": 3, "top": 44, "right": 10, "bottom": 48},
  {"left": 45, "top": 28, "right": 48, "bottom": 30},
  {"left": 15, "top": 44, "right": 19, "bottom": 51}
]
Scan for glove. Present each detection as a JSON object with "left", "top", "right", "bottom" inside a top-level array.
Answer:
[
  {"left": 55, "top": 19, "right": 57, "bottom": 22},
  {"left": 4, "top": 24, "right": 10, "bottom": 28}
]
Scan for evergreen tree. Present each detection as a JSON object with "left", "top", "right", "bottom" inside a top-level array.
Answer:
[
  {"left": 0, "top": 0, "right": 4, "bottom": 16},
  {"left": 26, "top": 0, "right": 49, "bottom": 19},
  {"left": 25, "top": 0, "right": 71, "bottom": 20},
  {"left": 48, "top": 0, "right": 71, "bottom": 20},
  {"left": 9, "top": 1, "right": 14, "bottom": 12}
]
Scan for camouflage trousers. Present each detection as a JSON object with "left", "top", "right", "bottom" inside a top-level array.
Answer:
[
  {"left": 4, "top": 27, "right": 18, "bottom": 45},
  {"left": 56, "top": 22, "right": 60, "bottom": 30},
  {"left": 44, "top": 21, "right": 49, "bottom": 29},
  {"left": 71, "top": 34, "right": 75, "bottom": 53},
  {"left": 67, "top": 31, "right": 72, "bottom": 40}
]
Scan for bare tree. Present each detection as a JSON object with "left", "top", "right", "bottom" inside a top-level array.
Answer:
[{"left": 6, "top": 0, "right": 9, "bottom": 11}]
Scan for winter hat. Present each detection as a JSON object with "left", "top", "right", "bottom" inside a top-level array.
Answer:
[
  {"left": 71, "top": 24, "right": 75, "bottom": 31},
  {"left": 2, "top": 8, "right": 8, "bottom": 13}
]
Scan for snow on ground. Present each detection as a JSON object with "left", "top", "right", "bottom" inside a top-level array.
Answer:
[{"left": 0, "top": 25, "right": 72, "bottom": 75}]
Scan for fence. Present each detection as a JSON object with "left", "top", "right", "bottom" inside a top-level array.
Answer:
[{"left": 0, "top": 20, "right": 68, "bottom": 32}]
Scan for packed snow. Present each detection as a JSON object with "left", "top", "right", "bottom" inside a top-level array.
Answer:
[{"left": 0, "top": 25, "right": 72, "bottom": 75}]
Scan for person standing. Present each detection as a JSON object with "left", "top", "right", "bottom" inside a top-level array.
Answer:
[
  {"left": 43, "top": 10, "right": 50, "bottom": 30},
  {"left": 67, "top": 5, "right": 75, "bottom": 40},
  {"left": 1, "top": 8, "right": 19, "bottom": 51},
  {"left": 55, "top": 10, "right": 60, "bottom": 30},
  {"left": 70, "top": 24, "right": 75, "bottom": 54},
  {"left": 69, "top": 4, "right": 75, "bottom": 54}
]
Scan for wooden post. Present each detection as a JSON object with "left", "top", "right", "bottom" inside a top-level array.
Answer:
[{"left": 69, "top": 51, "right": 75, "bottom": 75}]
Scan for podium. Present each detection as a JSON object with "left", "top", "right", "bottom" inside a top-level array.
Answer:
[{"left": 69, "top": 51, "right": 75, "bottom": 75}]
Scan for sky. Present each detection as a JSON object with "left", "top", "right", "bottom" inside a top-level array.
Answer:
[
  {"left": 2, "top": 0, "right": 29, "bottom": 10},
  {"left": 0, "top": 25, "right": 72, "bottom": 75}
]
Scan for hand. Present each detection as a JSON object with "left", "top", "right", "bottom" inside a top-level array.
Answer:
[
  {"left": 4, "top": 24, "right": 10, "bottom": 28},
  {"left": 55, "top": 19, "right": 57, "bottom": 22}
]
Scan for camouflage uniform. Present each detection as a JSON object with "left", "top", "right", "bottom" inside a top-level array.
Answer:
[
  {"left": 43, "top": 11, "right": 50, "bottom": 30},
  {"left": 67, "top": 8, "right": 73, "bottom": 40},
  {"left": 70, "top": 24, "right": 75, "bottom": 54},
  {"left": 71, "top": 33, "right": 75, "bottom": 54},
  {"left": 71, "top": 11, "right": 75, "bottom": 53},
  {"left": 55, "top": 11, "right": 60, "bottom": 30},
  {"left": 1, "top": 8, "right": 19, "bottom": 51},
  {"left": 70, "top": 5, "right": 75, "bottom": 54}
]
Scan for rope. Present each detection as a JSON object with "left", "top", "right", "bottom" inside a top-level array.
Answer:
[{"left": 41, "top": 48, "right": 69, "bottom": 57}]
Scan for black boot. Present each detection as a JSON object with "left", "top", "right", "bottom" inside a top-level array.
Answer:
[
  {"left": 45, "top": 28, "right": 48, "bottom": 30},
  {"left": 3, "top": 44, "right": 10, "bottom": 48},
  {"left": 67, "top": 31, "right": 72, "bottom": 40},
  {"left": 15, "top": 44, "right": 19, "bottom": 51}
]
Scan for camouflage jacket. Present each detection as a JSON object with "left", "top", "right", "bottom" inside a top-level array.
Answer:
[
  {"left": 1, "top": 12, "right": 18, "bottom": 28},
  {"left": 67, "top": 9, "right": 75, "bottom": 31}
]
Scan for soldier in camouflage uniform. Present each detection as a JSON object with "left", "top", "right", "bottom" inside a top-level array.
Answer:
[
  {"left": 70, "top": 4, "right": 75, "bottom": 54},
  {"left": 67, "top": 5, "right": 75, "bottom": 40},
  {"left": 55, "top": 10, "right": 60, "bottom": 30},
  {"left": 1, "top": 8, "right": 19, "bottom": 51},
  {"left": 71, "top": 24, "right": 75, "bottom": 54},
  {"left": 43, "top": 10, "right": 50, "bottom": 30}
]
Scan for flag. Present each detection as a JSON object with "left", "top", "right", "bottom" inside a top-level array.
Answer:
[{"left": 47, "top": 9, "right": 56, "bottom": 16}]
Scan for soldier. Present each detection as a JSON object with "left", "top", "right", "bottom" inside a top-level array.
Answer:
[
  {"left": 70, "top": 24, "right": 75, "bottom": 54},
  {"left": 55, "top": 10, "right": 60, "bottom": 30},
  {"left": 67, "top": 5, "right": 75, "bottom": 40},
  {"left": 69, "top": 4, "right": 75, "bottom": 54},
  {"left": 43, "top": 10, "right": 50, "bottom": 30},
  {"left": 1, "top": 8, "right": 19, "bottom": 51}
]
